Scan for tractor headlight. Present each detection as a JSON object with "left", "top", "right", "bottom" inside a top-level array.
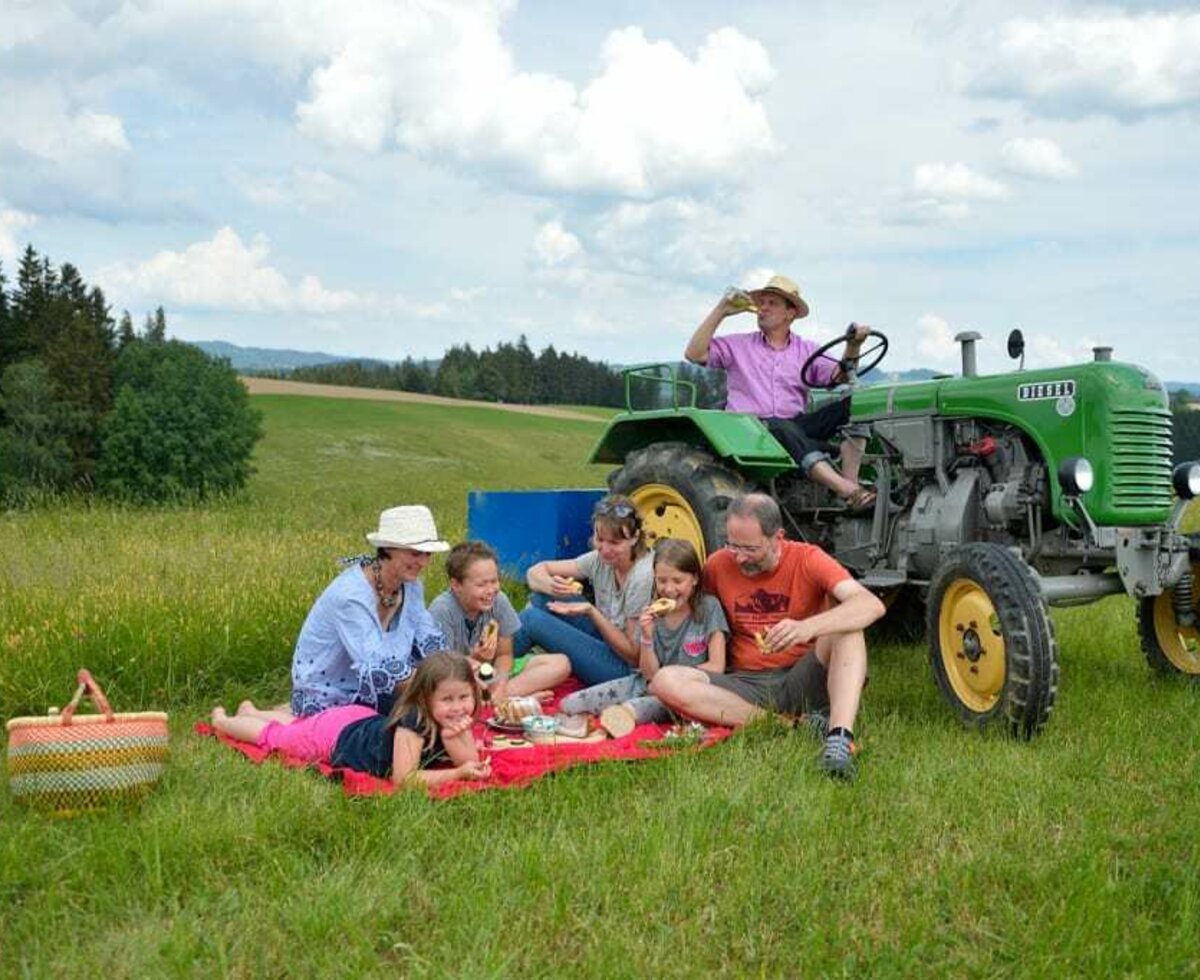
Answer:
[
  {"left": 1173, "top": 462, "right": 1200, "bottom": 500},
  {"left": 1058, "top": 457, "right": 1094, "bottom": 496}
]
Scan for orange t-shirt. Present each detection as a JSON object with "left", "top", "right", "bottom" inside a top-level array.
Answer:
[{"left": 704, "top": 540, "right": 852, "bottom": 671}]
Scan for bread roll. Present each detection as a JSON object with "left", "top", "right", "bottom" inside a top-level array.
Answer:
[
  {"left": 647, "top": 597, "right": 676, "bottom": 616},
  {"left": 482, "top": 619, "right": 500, "bottom": 644}
]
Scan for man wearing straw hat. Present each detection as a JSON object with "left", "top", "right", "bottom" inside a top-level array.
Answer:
[
  {"left": 684, "top": 274, "right": 876, "bottom": 511},
  {"left": 288, "top": 505, "right": 450, "bottom": 718}
]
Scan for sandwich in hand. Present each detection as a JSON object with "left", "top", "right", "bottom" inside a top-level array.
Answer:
[{"left": 646, "top": 597, "right": 676, "bottom": 616}]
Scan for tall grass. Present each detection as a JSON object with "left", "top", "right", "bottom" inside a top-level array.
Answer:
[{"left": 2, "top": 394, "right": 1199, "bottom": 977}]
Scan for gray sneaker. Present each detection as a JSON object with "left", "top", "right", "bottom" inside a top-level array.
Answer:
[
  {"left": 819, "top": 731, "right": 858, "bottom": 781},
  {"left": 801, "top": 710, "right": 830, "bottom": 740}
]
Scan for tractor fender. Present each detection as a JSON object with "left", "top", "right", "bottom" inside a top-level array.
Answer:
[{"left": 588, "top": 409, "right": 796, "bottom": 482}]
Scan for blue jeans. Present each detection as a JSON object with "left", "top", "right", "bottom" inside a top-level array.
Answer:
[{"left": 512, "top": 593, "right": 633, "bottom": 687}]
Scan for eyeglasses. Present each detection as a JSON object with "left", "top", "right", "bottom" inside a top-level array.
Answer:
[
  {"left": 724, "top": 540, "right": 767, "bottom": 556},
  {"left": 594, "top": 500, "right": 636, "bottom": 519}
]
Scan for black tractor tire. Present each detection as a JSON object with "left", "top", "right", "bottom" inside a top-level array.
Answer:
[
  {"left": 608, "top": 442, "right": 748, "bottom": 561},
  {"left": 927, "top": 543, "right": 1059, "bottom": 738},
  {"left": 1138, "top": 560, "right": 1200, "bottom": 678}
]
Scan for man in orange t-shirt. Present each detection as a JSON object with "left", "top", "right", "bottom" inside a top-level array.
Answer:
[{"left": 651, "top": 493, "right": 884, "bottom": 778}]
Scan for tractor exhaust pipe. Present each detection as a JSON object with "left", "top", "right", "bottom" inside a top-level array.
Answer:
[
  {"left": 955, "top": 331, "right": 982, "bottom": 377},
  {"left": 1093, "top": 346, "right": 1113, "bottom": 362}
]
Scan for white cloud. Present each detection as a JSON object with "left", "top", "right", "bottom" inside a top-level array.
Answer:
[
  {"left": 295, "top": 9, "right": 778, "bottom": 197},
  {"left": 592, "top": 197, "right": 753, "bottom": 277},
  {"left": 916, "top": 314, "right": 959, "bottom": 364},
  {"left": 97, "top": 227, "right": 373, "bottom": 315},
  {"left": 1025, "top": 333, "right": 1101, "bottom": 369},
  {"left": 0, "top": 82, "right": 130, "bottom": 163},
  {"left": 0, "top": 204, "right": 37, "bottom": 264},
  {"left": 913, "top": 162, "right": 1008, "bottom": 201},
  {"left": 1000, "top": 137, "right": 1079, "bottom": 181},
  {"left": 532, "top": 221, "right": 583, "bottom": 266},
  {"left": 964, "top": 13, "right": 1200, "bottom": 120}
]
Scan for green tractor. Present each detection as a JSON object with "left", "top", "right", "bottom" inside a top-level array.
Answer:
[{"left": 591, "top": 328, "right": 1200, "bottom": 737}]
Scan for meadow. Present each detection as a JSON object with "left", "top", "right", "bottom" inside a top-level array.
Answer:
[{"left": 2, "top": 393, "right": 1199, "bottom": 978}]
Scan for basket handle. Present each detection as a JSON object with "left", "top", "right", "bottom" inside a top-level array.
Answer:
[{"left": 60, "top": 669, "right": 116, "bottom": 724}]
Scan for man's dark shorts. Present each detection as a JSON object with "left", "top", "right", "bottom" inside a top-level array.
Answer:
[{"left": 707, "top": 655, "right": 828, "bottom": 714}]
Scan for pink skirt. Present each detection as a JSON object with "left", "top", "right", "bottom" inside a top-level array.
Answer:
[{"left": 258, "top": 704, "right": 378, "bottom": 763}]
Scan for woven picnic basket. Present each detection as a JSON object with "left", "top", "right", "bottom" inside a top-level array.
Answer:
[{"left": 5, "top": 669, "right": 169, "bottom": 815}]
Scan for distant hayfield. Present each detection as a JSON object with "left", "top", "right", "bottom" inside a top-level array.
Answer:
[{"left": 240, "top": 375, "right": 605, "bottom": 423}]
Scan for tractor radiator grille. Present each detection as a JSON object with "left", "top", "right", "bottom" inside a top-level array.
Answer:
[{"left": 1108, "top": 408, "right": 1174, "bottom": 509}]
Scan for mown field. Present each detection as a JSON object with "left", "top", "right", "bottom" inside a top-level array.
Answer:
[{"left": 2, "top": 394, "right": 1199, "bottom": 978}]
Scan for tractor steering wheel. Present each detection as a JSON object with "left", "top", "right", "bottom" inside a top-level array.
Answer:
[{"left": 800, "top": 326, "right": 889, "bottom": 390}]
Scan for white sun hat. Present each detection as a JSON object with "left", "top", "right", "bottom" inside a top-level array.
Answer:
[{"left": 366, "top": 505, "right": 450, "bottom": 552}]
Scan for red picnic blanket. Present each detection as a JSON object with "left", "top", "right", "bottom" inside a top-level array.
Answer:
[{"left": 194, "top": 683, "right": 733, "bottom": 800}]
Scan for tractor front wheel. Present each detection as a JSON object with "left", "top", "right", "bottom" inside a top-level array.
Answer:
[
  {"left": 1138, "top": 561, "right": 1200, "bottom": 678},
  {"left": 608, "top": 443, "right": 748, "bottom": 561},
  {"left": 928, "top": 543, "right": 1059, "bottom": 738}
]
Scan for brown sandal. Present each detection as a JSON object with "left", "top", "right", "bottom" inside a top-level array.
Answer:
[{"left": 842, "top": 486, "right": 877, "bottom": 512}]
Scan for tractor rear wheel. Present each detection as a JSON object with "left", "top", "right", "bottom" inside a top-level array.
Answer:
[
  {"left": 1138, "top": 562, "right": 1200, "bottom": 678},
  {"left": 928, "top": 543, "right": 1059, "bottom": 738},
  {"left": 608, "top": 442, "right": 748, "bottom": 561}
]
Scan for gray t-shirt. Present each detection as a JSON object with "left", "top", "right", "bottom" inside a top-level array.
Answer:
[
  {"left": 652, "top": 594, "right": 728, "bottom": 668},
  {"left": 574, "top": 550, "right": 654, "bottom": 630},
  {"left": 427, "top": 590, "right": 522, "bottom": 654}
]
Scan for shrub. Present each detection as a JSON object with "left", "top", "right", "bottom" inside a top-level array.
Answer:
[{"left": 97, "top": 340, "right": 262, "bottom": 502}]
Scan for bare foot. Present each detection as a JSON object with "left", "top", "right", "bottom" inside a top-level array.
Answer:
[{"left": 212, "top": 706, "right": 228, "bottom": 723}]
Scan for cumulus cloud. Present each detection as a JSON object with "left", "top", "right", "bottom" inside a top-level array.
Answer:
[
  {"left": 295, "top": 9, "right": 778, "bottom": 196},
  {"left": 1000, "top": 137, "right": 1079, "bottom": 181},
  {"left": 96, "top": 227, "right": 374, "bottom": 315},
  {"left": 592, "top": 197, "right": 753, "bottom": 276},
  {"left": 532, "top": 220, "right": 583, "bottom": 266},
  {"left": 913, "top": 162, "right": 1008, "bottom": 201},
  {"left": 0, "top": 82, "right": 130, "bottom": 163},
  {"left": 916, "top": 314, "right": 959, "bottom": 364},
  {"left": 963, "top": 12, "right": 1200, "bottom": 120},
  {"left": 0, "top": 204, "right": 38, "bottom": 264},
  {"left": 885, "top": 162, "right": 1007, "bottom": 225}
]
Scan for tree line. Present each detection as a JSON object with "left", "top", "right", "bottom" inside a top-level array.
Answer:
[
  {"left": 271, "top": 337, "right": 727, "bottom": 410},
  {"left": 0, "top": 245, "right": 260, "bottom": 503}
]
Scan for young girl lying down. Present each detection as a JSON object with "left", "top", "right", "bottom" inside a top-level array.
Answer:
[{"left": 211, "top": 652, "right": 491, "bottom": 787}]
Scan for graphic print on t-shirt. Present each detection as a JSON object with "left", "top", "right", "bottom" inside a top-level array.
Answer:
[{"left": 734, "top": 588, "right": 790, "bottom": 655}]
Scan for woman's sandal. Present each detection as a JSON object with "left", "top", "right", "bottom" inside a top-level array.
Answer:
[{"left": 842, "top": 486, "right": 877, "bottom": 512}]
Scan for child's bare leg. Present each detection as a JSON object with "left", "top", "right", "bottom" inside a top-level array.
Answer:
[
  {"left": 236, "top": 700, "right": 294, "bottom": 723},
  {"left": 507, "top": 653, "right": 571, "bottom": 698},
  {"left": 212, "top": 706, "right": 271, "bottom": 743}
]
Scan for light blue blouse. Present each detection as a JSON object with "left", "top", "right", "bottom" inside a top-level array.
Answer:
[{"left": 289, "top": 565, "right": 446, "bottom": 716}]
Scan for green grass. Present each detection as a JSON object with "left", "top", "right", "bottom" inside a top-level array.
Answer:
[{"left": 3, "top": 395, "right": 1200, "bottom": 977}]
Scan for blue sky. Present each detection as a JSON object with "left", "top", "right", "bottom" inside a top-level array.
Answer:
[{"left": 2, "top": 0, "right": 1198, "bottom": 379}]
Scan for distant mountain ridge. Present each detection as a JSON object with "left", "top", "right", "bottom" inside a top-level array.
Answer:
[
  {"left": 189, "top": 340, "right": 1199, "bottom": 393},
  {"left": 191, "top": 340, "right": 382, "bottom": 372}
]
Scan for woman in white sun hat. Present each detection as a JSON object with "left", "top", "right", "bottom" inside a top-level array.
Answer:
[{"left": 288, "top": 505, "right": 451, "bottom": 717}]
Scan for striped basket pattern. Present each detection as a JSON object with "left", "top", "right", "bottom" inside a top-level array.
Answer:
[{"left": 6, "top": 670, "right": 169, "bottom": 815}]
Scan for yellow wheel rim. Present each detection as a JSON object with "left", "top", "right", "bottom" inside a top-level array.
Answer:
[
  {"left": 629, "top": 483, "right": 706, "bottom": 560},
  {"left": 938, "top": 578, "right": 1006, "bottom": 713},
  {"left": 1151, "top": 567, "right": 1200, "bottom": 674}
]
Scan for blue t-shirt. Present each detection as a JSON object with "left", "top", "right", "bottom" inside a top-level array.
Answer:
[
  {"left": 290, "top": 565, "right": 446, "bottom": 716},
  {"left": 330, "top": 709, "right": 446, "bottom": 779}
]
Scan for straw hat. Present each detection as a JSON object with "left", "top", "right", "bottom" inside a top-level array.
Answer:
[
  {"left": 366, "top": 505, "right": 450, "bottom": 552},
  {"left": 750, "top": 274, "right": 809, "bottom": 318}
]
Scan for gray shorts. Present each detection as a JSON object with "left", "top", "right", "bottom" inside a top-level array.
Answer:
[{"left": 708, "top": 655, "right": 829, "bottom": 715}]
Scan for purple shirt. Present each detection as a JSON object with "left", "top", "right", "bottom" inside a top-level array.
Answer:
[{"left": 707, "top": 331, "right": 838, "bottom": 418}]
